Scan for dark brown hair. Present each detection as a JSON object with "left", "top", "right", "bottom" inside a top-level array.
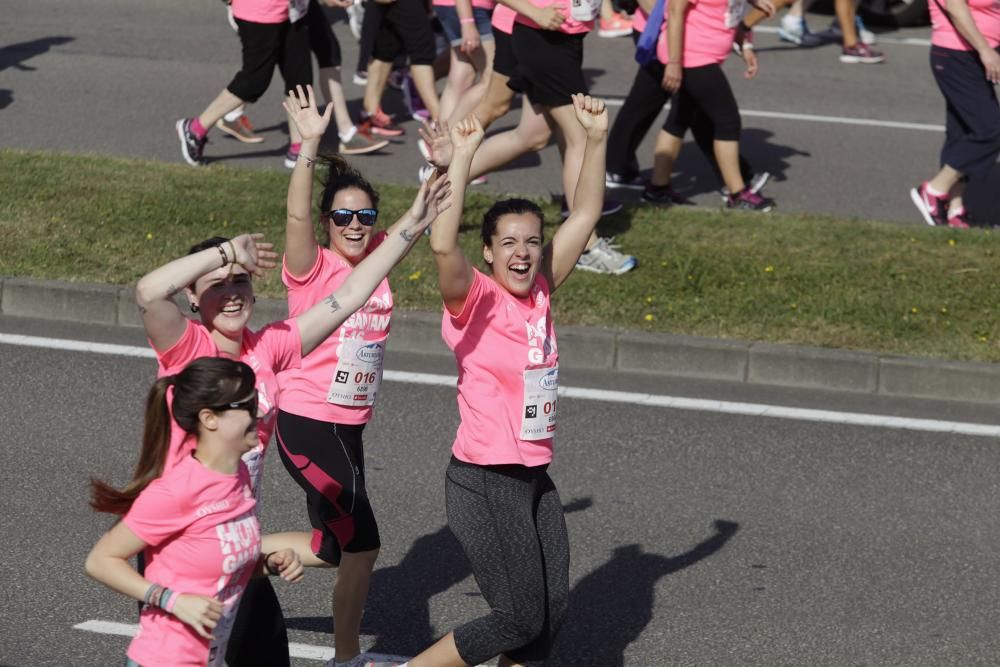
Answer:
[
  {"left": 481, "top": 198, "right": 545, "bottom": 248},
  {"left": 318, "top": 155, "right": 380, "bottom": 245},
  {"left": 90, "top": 358, "right": 256, "bottom": 515}
]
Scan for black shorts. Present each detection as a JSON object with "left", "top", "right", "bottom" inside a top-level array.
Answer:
[
  {"left": 228, "top": 18, "right": 312, "bottom": 103},
  {"left": 372, "top": 0, "right": 437, "bottom": 66},
  {"left": 508, "top": 23, "right": 586, "bottom": 108},
  {"left": 276, "top": 410, "right": 381, "bottom": 565},
  {"left": 305, "top": 0, "right": 342, "bottom": 68},
  {"left": 492, "top": 29, "right": 516, "bottom": 78},
  {"left": 663, "top": 63, "right": 741, "bottom": 142}
]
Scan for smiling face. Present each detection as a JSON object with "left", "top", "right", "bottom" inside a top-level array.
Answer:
[
  {"left": 483, "top": 213, "right": 544, "bottom": 297},
  {"left": 326, "top": 187, "right": 376, "bottom": 265},
  {"left": 187, "top": 264, "right": 254, "bottom": 343}
]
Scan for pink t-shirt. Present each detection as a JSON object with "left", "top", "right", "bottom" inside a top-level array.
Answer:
[
  {"left": 635, "top": 0, "right": 745, "bottom": 66},
  {"left": 434, "top": 0, "right": 497, "bottom": 10},
  {"left": 280, "top": 240, "right": 393, "bottom": 425},
  {"left": 231, "top": 0, "right": 289, "bottom": 24},
  {"left": 492, "top": 3, "right": 518, "bottom": 33},
  {"left": 124, "top": 455, "right": 260, "bottom": 667},
  {"left": 514, "top": 0, "right": 594, "bottom": 35},
  {"left": 155, "top": 318, "right": 302, "bottom": 495},
  {"left": 930, "top": 0, "right": 1000, "bottom": 48},
  {"left": 441, "top": 270, "right": 559, "bottom": 467}
]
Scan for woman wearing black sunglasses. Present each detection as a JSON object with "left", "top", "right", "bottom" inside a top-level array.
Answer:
[
  {"left": 273, "top": 84, "right": 427, "bottom": 667},
  {"left": 131, "top": 154, "right": 450, "bottom": 665}
]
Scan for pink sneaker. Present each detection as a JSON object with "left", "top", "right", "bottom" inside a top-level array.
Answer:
[
  {"left": 947, "top": 207, "right": 971, "bottom": 229},
  {"left": 909, "top": 182, "right": 950, "bottom": 226}
]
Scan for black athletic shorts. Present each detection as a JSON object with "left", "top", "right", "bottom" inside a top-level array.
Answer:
[
  {"left": 276, "top": 410, "right": 381, "bottom": 565},
  {"left": 228, "top": 18, "right": 312, "bottom": 103},
  {"left": 492, "top": 29, "right": 516, "bottom": 78},
  {"left": 508, "top": 23, "right": 586, "bottom": 108},
  {"left": 305, "top": 0, "right": 342, "bottom": 68},
  {"left": 372, "top": 0, "right": 437, "bottom": 65}
]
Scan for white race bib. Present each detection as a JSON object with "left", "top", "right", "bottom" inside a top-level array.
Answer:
[
  {"left": 570, "top": 0, "right": 600, "bottom": 22},
  {"left": 521, "top": 365, "right": 558, "bottom": 440},
  {"left": 327, "top": 340, "right": 385, "bottom": 406},
  {"left": 724, "top": 0, "right": 747, "bottom": 28}
]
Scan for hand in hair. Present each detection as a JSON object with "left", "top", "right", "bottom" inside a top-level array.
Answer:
[
  {"left": 418, "top": 120, "right": 453, "bottom": 170},
  {"left": 283, "top": 84, "right": 333, "bottom": 143},
  {"left": 171, "top": 593, "right": 225, "bottom": 639},
  {"left": 570, "top": 94, "right": 608, "bottom": 139},
  {"left": 449, "top": 115, "right": 485, "bottom": 158},
  {"left": 230, "top": 233, "right": 279, "bottom": 278}
]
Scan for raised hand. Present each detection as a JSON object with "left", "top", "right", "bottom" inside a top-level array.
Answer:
[
  {"left": 530, "top": 5, "right": 566, "bottom": 30},
  {"left": 402, "top": 173, "right": 453, "bottom": 238},
  {"left": 418, "top": 120, "right": 453, "bottom": 169},
  {"left": 229, "top": 233, "right": 278, "bottom": 277},
  {"left": 449, "top": 115, "right": 485, "bottom": 157},
  {"left": 570, "top": 94, "right": 608, "bottom": 137},
  {"left": 266, "top": 549, "right": 305, "bottom": 583},
  {"left": 282, "top": 84, "right": 332, "bottom": 143},
  {"left": 171, "top": 594, "right": 224, "bottom": 639}
]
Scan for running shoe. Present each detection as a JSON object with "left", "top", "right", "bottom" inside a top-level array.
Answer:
[
  {"left": 598, "top": 12, "right": 632, "bottom": 38},
  {"left": 417, "top": 137, "right": 432, "bottom": 162},
  {"left": 605, "top": 171, "right": 646, "bottom": 190},
  {"left": 215, "top": 114, "right": 264, "bottom": 144},
  {"left": 470, "top": 174, "right": 488, "bottom": 185},
  {"left": 575, "top": 237, "right": 637, "bottom": 275},
  {"left": 777, "top": 15, "right": 823, "bottom": 47},
  {"left": 720, "top": 171, "right": 771, "bottom": 202},
  {"left": 340, "top": 129, "right": 389, "bottom": 156},
  {"left": 840, "top": 42, "right": 885, "bottom": 64},
  {"left": 560, "top": 198, "right": 624, "bottom": 218},
  {"left": 360, "top": 108, "right": 406, "bottom": 136},
  {"left": 176, "top": 118, "right": 206, "bottom": 166},
  {"left": 418, "top": 163, "right": 437, "bottom": 183},
  {"left": 726, "top": 188, "right": 775, "bottom": 212},
  {"left": 346, "top": 0, "right": 364, "bottom": 40},
  {"left": 830, "top": 16, "right": 877, "bottom": 45},
  {"left": 948, "top": 208, "right": 971, "bottom": 229},
  {"left": 642, "top": 182, "right": 693, "bottom": 206},
  {"left": 353, "top": 70, "right": 369, "bottom": 86},
  {"left": 284, "top": 143, "right": 300, "bottom": 169},
  {"left": 402, "top": 74, "right": 431, "bottom": 122},
  {"left": 909, "top": 182, "right": 950, "bottom": 226}
]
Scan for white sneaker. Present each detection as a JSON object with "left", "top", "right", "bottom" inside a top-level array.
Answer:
[
  {"left": 346, "top": 1, "right": 364, "bottom": 40},
  {"left": 575, "top": 237, "right": 637, "bottom": 275}
]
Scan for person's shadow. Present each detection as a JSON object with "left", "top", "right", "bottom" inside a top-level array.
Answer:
[
  {"left": 549, "top": 519, "right": 740, "bottom": 666},
  {"left": 1, "top": 36, "right": 74, "bottom": 110}
]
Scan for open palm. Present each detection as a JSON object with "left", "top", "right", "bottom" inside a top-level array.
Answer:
[{"left": 283, "top": 84, "right": 332, "bottom": 142}]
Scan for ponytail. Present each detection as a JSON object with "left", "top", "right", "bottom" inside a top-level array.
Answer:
[{"left": 90, "top": 376, "right": 175, "bottom": 515}]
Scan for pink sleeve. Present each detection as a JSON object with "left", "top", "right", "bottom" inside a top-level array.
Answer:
[
  {"left": 448, "top": 269, "right": 490, "bottom": 328},
  {"left": 155, "top": 320, "right": 212, "bottom": 376},
  {"left": 123, "top": 478, "right": 189, "bottom": 546},
  {"left": 258, "top": 319, "right": 304, "bottom": 374}
]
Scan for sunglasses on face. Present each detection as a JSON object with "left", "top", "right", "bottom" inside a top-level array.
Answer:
[
  {"left": 328, "top": 208, "right": 378, "bottom": 227},
  {"left": 212, "top": 391, "right": 258, "bottom": 417}
]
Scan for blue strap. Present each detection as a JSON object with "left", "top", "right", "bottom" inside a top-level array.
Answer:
[{"left": 635, "top": 0, "right": 666, "bottom": 66}]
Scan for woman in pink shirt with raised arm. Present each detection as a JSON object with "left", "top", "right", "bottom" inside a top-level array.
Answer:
[
  {"left": 366, "top": 95, "right": 607, "bottom": 667},
  {"left": 86, "top": 357, "right": 305, "bottom": 667},
  {"left": 274, "top": 85, "right": 452, "bottom": 667}
]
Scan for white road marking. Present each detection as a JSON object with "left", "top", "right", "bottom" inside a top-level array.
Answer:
[
  {"left": 4, "top": 333, "right": 998, "bottom": 437},
  {"left": 752, "top": 25, "right": 932, "bottom": 46}
]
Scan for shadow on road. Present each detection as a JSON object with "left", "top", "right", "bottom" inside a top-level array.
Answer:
[
  {"left": 1, "top": 36, "right": 74, "bottom": 73},
  {"left": 549, "top": 519, "right": 740, "bottom": 666}
]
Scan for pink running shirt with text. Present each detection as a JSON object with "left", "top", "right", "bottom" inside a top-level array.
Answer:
[
  {"left": 441, "top": 269, "right": 558, "bottom": 467},
  {"left": 123, "top": 455, "right": 260, "bottom": 667},
  {"left": 279, "top": 238, "right": 392, "bottom": 425},
  {"left": 930, "top": 0, "right": 1000, "bottom": 49},
  {"left": 154, "top": 318, "right": 302, "bottom": 494}
]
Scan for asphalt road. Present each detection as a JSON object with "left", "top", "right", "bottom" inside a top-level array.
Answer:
[
  {"left": 3, "top": 0, "right": 999, "bottom": 224},
  {"left": 3, "top": 315, "right": 1000, "bottom": 666}
]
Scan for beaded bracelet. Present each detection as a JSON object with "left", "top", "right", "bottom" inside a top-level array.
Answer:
[{"left": 216, "top": 244, "right": 229, "bottom": 267}]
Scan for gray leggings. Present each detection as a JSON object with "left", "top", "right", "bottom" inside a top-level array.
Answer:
[{"left": 446, "top": 456, "right": 570, "bottom": 667}]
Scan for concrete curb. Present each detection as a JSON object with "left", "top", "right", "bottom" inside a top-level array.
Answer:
[{"left": 3, "top": 276, "right": 999, "bottom": 405}]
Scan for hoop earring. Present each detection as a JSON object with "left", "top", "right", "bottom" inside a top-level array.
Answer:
[
  {"left": 252, "top": 296, "right": 257, "bottom": 304},
  {"left": 189, "top": 303, "right": 199, "bottom": 313}
]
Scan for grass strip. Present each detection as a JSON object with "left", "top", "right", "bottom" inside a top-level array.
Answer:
[{"left": 2, "top": 148, "right": 998, "bottom": 363}]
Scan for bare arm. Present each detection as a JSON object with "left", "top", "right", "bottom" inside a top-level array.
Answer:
[
  {"left": 296, "top": 176, "right": 452, "bottom": 355},
  {"left": 135, "top": 234, "right": 277, "bottom": 351},
  {"left": 663, "top": 0, "right": 688, "bottom": 92},
  {"left": 85, "top": 521, "right": 224, "bottom": 639},
  {"left": 429, "top": 116, "right": 485, "bottom": 316},
  {"left": 543, "top": 95, "right": 609, "bottom": 291},
  {"left": 283, "top": 85, "right": 333, "bottom": 278},
  {"left": 497, "top": 0, "right": 566, "bottom": 29},
  {"left": 945, "top": 0, "right": 1000, "bottom": 83}
]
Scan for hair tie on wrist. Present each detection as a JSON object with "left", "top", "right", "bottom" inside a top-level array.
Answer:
[{"left": 460, "top": 16, "right": 475, "bottom": 23}]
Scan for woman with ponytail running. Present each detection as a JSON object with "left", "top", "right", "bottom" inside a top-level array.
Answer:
[{"left": 86, "top": 358, "right": 305, "bottom": 667}]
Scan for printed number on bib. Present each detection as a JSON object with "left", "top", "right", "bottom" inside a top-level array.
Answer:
[
  {"left": 521, "top": 365, "right": 558, "bottom": 440},
  {"left": 327, "top": 340, "right": 385, "bottom": 406}
]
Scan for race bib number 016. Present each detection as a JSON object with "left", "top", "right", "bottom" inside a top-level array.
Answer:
[
  {"left": 521, "top": 365, "right": 558, "bottom": 440},
  {"left": 327, "top": 340, "right": 385, "bottom": 406}
]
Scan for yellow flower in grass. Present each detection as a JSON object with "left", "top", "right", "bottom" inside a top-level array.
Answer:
[
  {"left": 644, "top": 313, "right": 654, "bottom": 322},
  {"left": 979, "top": 335, "right": 989, "bottom": 343},
  {"left": 910, "top": 307, "right": 919, "bottom": 314},
  {"left": 146, "top": 232, "right": 153, "bottom": 240},
  {"left": 645, "top": 296, "right": 654, "bottom": 304},
  {"left": 940, "top": 306, "right": 948, "bottom": 314},
  {"left": 408, "top": 270, "right": 422, "bottom": 281},
  {"left": 764, "top": 265, "right": 774, "bottom": 273},
  {"left": 948, "top": 239, "right": 956, "bottom": 247}
]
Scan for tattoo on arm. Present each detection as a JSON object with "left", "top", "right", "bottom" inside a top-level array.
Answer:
[
  {"left": 325, "top": 295, "right": 341, "bottom": 313},
  {"left": 400, "top": 228, "right": 416, "bottom": 242}
]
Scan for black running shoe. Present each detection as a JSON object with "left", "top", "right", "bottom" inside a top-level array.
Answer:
[
  {"left": 176, "top": 118, "right": 206, "bottom": 166},
  {"left": 642, "top": 182, "right": 693, "bottom": 205}
]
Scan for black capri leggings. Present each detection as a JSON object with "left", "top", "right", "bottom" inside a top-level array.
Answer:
[
  {"left": 446, "top": 457, "right": 570, "bottom": 667},
  {"left": 228, "top": 18, "right": 312, "bottom": 103},
  {"left": 372, "top": 0, "right": 437, "bottom": 66},
  {"left": 305, "top": 0, "right": 342, "bottom": 68},
  {"left": 664, "top": 62, "right": 741, "bottom": 142}
]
